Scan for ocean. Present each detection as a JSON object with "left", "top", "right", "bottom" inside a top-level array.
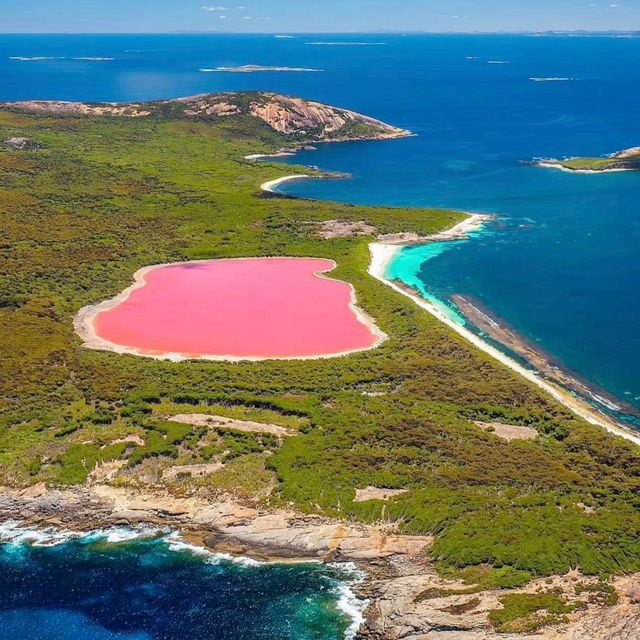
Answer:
[
  {"left": 1, "top": 32, "right": 639, "bottom": 633},
  {"left": 0, "top": 523, "right": 362, "bottom": 640}
]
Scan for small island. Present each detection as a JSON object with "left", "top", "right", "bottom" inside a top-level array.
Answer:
[{"left": 534, "top": 146, "right": 640, "bottom": 172}]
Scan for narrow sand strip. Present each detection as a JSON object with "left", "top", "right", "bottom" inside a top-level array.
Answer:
[
  {"left": 368, "top": 236, "right": 640, "bottom": 447},
  {"left": 535, "top": 161, "right": 634, "bottom": 174},
  {"left": 245, "top": 152, "right": 297, "bottom": 160},
  {"left": 260, "top": 174, "right": 311, "bottom": 192}
]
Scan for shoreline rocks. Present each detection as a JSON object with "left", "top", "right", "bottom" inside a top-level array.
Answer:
[{"left": 1, "top": 484, "right": 638, "bottom": 639}]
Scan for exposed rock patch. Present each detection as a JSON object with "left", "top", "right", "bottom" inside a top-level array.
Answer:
[
  {"left": 168, "top": 414, "right": 295, "bottom": 438},
  {"left": 565, "top": 606, "right": 640, "bottom": 640},
  {"left": 4, "top": 136, "right": 40, "bottom": 150},
  {"left": 88, "top": 460, "right": 126, "bottom": 483},
  {"left": 315, "top": 219, "right": 378, "bottom": 239},
  {"left": 103, "top": 435, "right": 145, "bottom": 448},
  {"left": 612, "top": 146, "right": 640, "bottom": 159},
  {"left": 162, "top": 462, "right": 224, "bottom": 481}
]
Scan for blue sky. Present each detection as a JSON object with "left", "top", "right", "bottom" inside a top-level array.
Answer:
[{"left": 2, "top": 0, "right": 639, "bottom": 33}]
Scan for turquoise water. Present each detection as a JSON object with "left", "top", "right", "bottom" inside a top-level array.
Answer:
[
  {"left": 0, "top": 524, "right": 362, "bottom": 640},
  {"left": 385, "top": 226, "right": 493, "bottom": 327},
  {"left": 262, "top": 35, "right": 640, "bottom": 428}
]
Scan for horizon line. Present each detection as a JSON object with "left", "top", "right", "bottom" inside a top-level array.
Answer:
[{"left": 0, "top": 29, "right": 639, "bottom": 36}]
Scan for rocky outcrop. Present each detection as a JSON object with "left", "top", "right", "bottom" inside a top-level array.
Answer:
[
  {"left": 1, "top": 484, "right": 638, "bottom": 639},
  {"left": 360, "top": 565, "right": 640, "bottom": 640},
  {"left": 1, "top": 92, "right": 412, "bottom": 144},
  {"left": 4, "top": 136, "right": 40, "bottom": 150},
  {"left": 0, "top": 484, "right": 429, "bottom": 562},
  {"left": 566, "top": 607, "right": 640, "bottom": 640}
]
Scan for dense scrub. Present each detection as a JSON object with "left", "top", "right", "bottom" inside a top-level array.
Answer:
[{"left": 1, "top": 107, "right": 639, "bottom": 582}]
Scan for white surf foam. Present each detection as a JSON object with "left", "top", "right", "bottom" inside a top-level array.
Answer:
[
  {"left": 328, "top": 562, "right": 368, "bottom": 640},
  {"left": 9, "top": 56, "right": 63, "bottom": 61}
]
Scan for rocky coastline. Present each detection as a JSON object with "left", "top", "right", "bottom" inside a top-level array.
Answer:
[{"left": 2, "top": 485, "right": 638, "bottom": 640}]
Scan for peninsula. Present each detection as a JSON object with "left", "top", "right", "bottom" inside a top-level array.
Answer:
[
  {"left": 534, "top": 146, "right": 640, "bottom": 172},
  {"left": 1, "top": 92, "right": 640, "bottom": 639}
]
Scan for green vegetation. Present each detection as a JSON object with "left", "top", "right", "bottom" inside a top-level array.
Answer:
[
  {"left": 488, "top": 592, "right": 580, "bottom": 633},
  {"left": 1, "top": 101, "right": 639, "bottom": 585},
  {"left": 543, "top": 148, "right": 640, "bottom": 172},
  {"left": 574, "top": 581, "right": 619, "bottom": 606}
]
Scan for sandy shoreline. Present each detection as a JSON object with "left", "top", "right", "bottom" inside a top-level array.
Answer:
[
  {"left": 259, "top": 170, "right": 640, "bottom": 444},
  {"left": 74, "top": 257, "right": 387, "bottom": 362},
  {"left": 260, "top": 174, "right": 312, "bottom": 192},
  {"left": 535, "top": 161, "right": 635, "bottom": 174},
  {"left": 367, "top": 230, "right": 640, "bottom": 447},
  {"left": 245, "top": 151, "right": 297, "bottom": 160}
]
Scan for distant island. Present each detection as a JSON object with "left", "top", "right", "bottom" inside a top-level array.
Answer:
[
  {"left": 199, "top": 65, "right": 322, "bottom": 73},
  {"left": 533, "top": 146, "right": 640, "bottom": 172}
]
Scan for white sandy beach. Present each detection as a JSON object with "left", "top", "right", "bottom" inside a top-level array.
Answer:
[
  {"left": 260, "top": 174, "right": 311, "bottom": 193},
  {"left": 536, "top": 161, "right": 634, "bottom": 174},
  {"left": 368, "top": 232, "right": 640, "bottom": 447}
]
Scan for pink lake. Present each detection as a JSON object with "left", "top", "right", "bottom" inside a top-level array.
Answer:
[{"left": 90, "top": 258, "right": 384, "bottom": 359}]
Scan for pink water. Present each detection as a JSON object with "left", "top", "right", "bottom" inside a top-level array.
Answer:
[{"left": 94, "top": 258, "right": 380, "bottom": 358}]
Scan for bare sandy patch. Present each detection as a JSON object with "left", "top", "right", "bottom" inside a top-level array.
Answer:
[
  {"left": 315, "top": 220, "right": 377, "bottom": 239},
  {"left": 103, "top": 435, "right": 145, "bottom": 448},
  {"left": 168, "top": 414, "right": 295, "bottom": 438},
  {"left": 88, "top": 460, "right": 126, "bottom": 483},
  {"left": 163, "top": 463, "right": 224, "bottom": 481},
  {"left": 474, "top": 421, "right": 539, "bottom": 441},
  {"left": 354, "top": 486, "right": 408, "bottom": 502}
]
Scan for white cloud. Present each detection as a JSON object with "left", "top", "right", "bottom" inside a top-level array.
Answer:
[
  {"left": 243, "top": 15, "right": 253, "bottom": 19},
  {"left": 202, "top": 6, "right": 228, "bottom": 11},
  {"left": 219, "top": 15, "right": 227, "bottom": 19},
  {"left": 610, "top": 3, "right": 622, "bottom": 6}
]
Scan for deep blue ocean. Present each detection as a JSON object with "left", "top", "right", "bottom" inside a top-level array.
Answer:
[
  {"left": 0, "top": 524, "right": 361, "bottom": 640},
  {"left": 1, "top": 33, "right": 639, "bottom": 635}
]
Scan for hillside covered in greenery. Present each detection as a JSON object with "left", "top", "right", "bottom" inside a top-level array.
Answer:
[{"left": 1, "top": 95, "right": 639, "bottom": 586}]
